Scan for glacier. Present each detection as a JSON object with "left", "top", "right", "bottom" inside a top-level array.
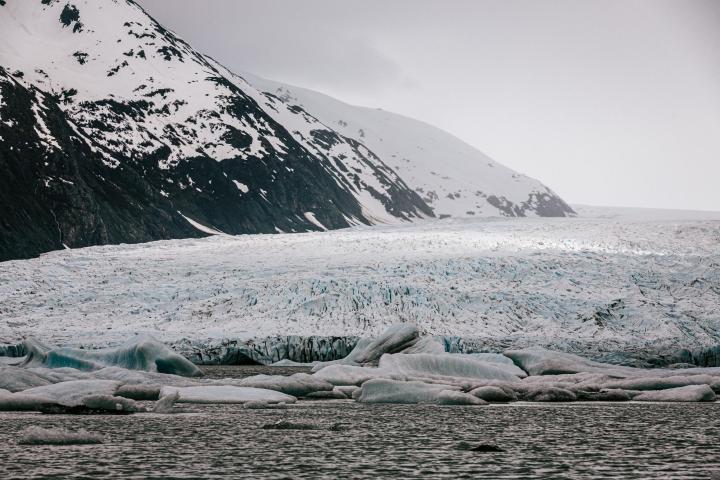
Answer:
[{"left": 1, "top": 207, "right": 719, "bottom": 365}]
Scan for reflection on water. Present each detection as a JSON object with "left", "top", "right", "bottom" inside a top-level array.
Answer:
[{"left": 2, "top": 368, "right": 719, "bottom": 479}]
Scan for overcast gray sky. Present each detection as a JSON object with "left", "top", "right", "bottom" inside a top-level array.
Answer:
[{"left": 138, "top": 0, "right": 720, "bottom": 211}]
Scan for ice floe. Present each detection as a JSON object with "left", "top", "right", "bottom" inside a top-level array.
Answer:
[
  {"left": 20, "top": 337, "right": 201, "bottom": 377},
  {"left": 357, "top": 379, "right": 485, "bottom": 405},
  {"left": 17, "top": 427, "right": 104, "bottom": 445},
  {"left": 160, "top": 385, "right": 297, "bottom": 404},
  {"left": 378, "top": 353, "right": 522, "bottom": 384},
  {"left": 21, "top": 380, "right": 121, "bottom": 406},
  {"left": 236, "top": 373, "right": 333, "bottom": 397},
  {"left": 469, "top": 386, "right": 517, "bottom": 402},
  {"left": 633, "top": 385, "right": 716, "bottom": 402},
  {"left": 0, "top": 366, "right": 52, "bottom": 392}
]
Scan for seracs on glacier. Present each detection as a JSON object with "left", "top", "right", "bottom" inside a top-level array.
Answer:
[{"left": 1, "top": 207, "right": 719, "bottom": 363}]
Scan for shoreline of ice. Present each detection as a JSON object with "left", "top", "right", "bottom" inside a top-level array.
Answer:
[{"left": 2, "top": 324, "right": 719, "bottom": 412}]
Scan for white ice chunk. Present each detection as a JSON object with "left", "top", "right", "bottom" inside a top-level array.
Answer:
[
  {"left": 116, "top": 383, "right": 161, "bottom": 400},
  {"left": 160, "top": 385, "right": 297, "bottom": 404},
  {"left": 378, "top": 353, "right": 522, "bottom": 384},
  {"left": 346, "top": 323, "right": 422, "bottom": 365},
  {"left": 357, "top": 378, "right": 484, "bottom": 405},
  {"left": 82, "top": 395, "right": 145, "bottom": 412},
  {"left": 312, "top": 364, "right": 389, "bottom": 386},
  {"left": 153, "top": 392, "right": 180, "bottom": 413},
  {"left": 633, "top": 385, "right": 716, "bottom": 402},
  {"left": 237, "top": 373, "right": 333, "bottom": 397},
  {"left": 504, "top": 349, "right": 641, "bottom": 377},
  {"left": 21, "top": 380, "right": 121, "bottom": 406},
  {"left": 401, "top": 337, "right": 446, "bottom": 355},
  {"left": 0, "top": 366, "right": 52, "bottom": 392},
  {"left": 598, "top": 375, "right": 720, "bottom": 392}
]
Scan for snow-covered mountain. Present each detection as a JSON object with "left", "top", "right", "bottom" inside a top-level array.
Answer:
[
  {"left": 244, "top": 72, "right": 575, "bottom": 219},
  {"left": 0, "top": 0, "right": 572, "bottom": 261}
]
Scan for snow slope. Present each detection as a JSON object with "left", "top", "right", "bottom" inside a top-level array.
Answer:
[
  {"left": 244, "top": 72, "right": 575, "bottom": 218},
  {"left": 1, "top": 207, "right": 718, "bottom": 354}
]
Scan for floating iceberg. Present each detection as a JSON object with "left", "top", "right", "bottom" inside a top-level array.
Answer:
[
  {"left": 82, "top": 395, "right": 145, "bottom": 413},
  {"left": 21, "top": 380, "right": 121, "bottom": 406},
  {"left": 469, "top": 385, "right": 517, "bottom": 402},
  {"left": 503, "top": 349, "right": 640, "bottom": 376},
  {"left": 357, "top": 378, "right": 484, "bottom": 405},
  {"left": 312, "top": 364, "right": 390, "bottom": 386},
  {"left": 503, "top": 348, "right": 720, "bottom": 380},
  {"left": 469, "top": 353, "right": 526, "bottom": 372},
  {"left": 269, "top": 359, "right": 319, "bottom": 367},
  {"left": 633, "top": 385, "right": 716, "bottom": 402},
  {"left": 312, "top": 324, "right": 438, "bottom": 371},
  {"left": 348, "top": 324, "right": 421, "bottom": 364},
  {"left": 0, "top": 366, "right": 52, "bottom": 392},
  {"left": 153, "top": 392, "right": 180, "bottom": 413},
  {"left": 20, "top": 337, "right": 201, "bottom": 377},
  {"left": 0, "top": 391, "right": 54, "bottom": 411},
  {"left": 160, "top": 385, "right": 297, "bottom": 404},
  {"left": 598, "top": 375, "right": 720, "bottom": 392},
  {"left": 236, "top": 373, "right": 333, "bottom": 397},
  {"left": 116, "top": 383, "right": 161, "bottom": 400},
  {"left": 378, "top": 353, "right": 523, "bottom": 385}
]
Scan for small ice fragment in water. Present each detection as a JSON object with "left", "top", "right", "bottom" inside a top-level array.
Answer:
[
  {"left": 17, "top": 426, "right": 103, "bottom": 445},
  {"left": 456, "top": 441, "right": 504, "bottom": 452},
  {"left": 82, "top": 395, "right": 145, "bottom": 413},
  {"left": 261, "top": 420, "right": 342, "bottom": 430},
  {"left": 153, "top": 392, "right": 180, "bottom": 413}
]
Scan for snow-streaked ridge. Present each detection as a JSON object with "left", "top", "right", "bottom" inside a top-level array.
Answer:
[{"left": 243, "top": 71, "right": 575, "bottom": 219}]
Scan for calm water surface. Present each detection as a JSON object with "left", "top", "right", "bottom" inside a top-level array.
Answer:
[{"left": 2, "top": 366, "right": 719, "bottom": 479}]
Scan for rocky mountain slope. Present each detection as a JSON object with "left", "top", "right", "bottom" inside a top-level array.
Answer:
[{"left": 0, "top": 0, "right": 572, "bottom": 261}]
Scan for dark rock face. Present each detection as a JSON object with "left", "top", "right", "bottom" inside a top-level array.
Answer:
[
  {"left": 486, "top": 189, "right": 575, "bottom": 218},
  {"left": 0, "top": 68, "right": 198, "bottom": 260},
  {"left": 0, "top": 66, "right": 425, "bottom": 261}
]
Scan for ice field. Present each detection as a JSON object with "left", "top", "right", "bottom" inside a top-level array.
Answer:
[{"left": 1, "top": 206, "right": 719, "bottom": 358}]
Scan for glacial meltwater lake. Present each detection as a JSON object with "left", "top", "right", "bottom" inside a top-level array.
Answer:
[{"left": 1, "top": 366, "right": 719, "bottom": 479}]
